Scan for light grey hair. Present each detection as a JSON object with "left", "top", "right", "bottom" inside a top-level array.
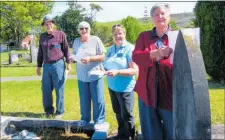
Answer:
[
  {"left": 77, "top": 21, "right": 91, "bottom": 32},
  {"left": 150, "top": 3, "right": 171, "bottom": 17}
]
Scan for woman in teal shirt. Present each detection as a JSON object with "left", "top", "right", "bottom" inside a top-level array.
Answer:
[{"left": 104, "top": 24, "right": 139, "bottom": 139}]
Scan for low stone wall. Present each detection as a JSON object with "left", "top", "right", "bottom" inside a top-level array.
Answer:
[{"left": 1, "top": 116, "right": 109, "bottom": 140}]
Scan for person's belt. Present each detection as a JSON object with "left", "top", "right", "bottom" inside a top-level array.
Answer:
[{"left": 45, "top": 58, "right": 63, "bottom": 64}]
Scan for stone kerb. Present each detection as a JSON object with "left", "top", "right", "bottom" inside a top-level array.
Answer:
[{"left": 1, "top": 116, "right": 109, "bottom": 139}]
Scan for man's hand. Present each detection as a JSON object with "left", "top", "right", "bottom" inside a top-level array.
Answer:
[
  {"left": 66, "top": 64, "right": 72, "bottom": 74},
  {"left": 36, "top": 67, "right": 42, "bottom": 76}
]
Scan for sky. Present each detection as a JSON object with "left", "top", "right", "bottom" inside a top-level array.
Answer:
[{"left": 51, "top": 0, "right": 197, "bottom": 22}]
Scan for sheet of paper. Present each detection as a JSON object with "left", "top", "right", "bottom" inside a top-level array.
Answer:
[
  {"left": 168, "top": 30, "right": 179, "bottom": 64},
  {"left": 88, "top": 70, "right": 105, "bottom": 76},
  {"left": 64, "top": 69, "right": 69, "bottom": 81},
  {"left": 71, "top": 54, "right": 82, "bottom": 64}
]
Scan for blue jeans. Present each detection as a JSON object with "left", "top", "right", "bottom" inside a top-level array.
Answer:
[
  {"left": 42, "top": 59, "right": 65, "bottom": 115},
  {"left": 78, "top": 78, "right": 105, "bottom": 124},
  {"left": 139, "top": 98, "right": 173, "bottom": 140},
  {"left": 108, "top": 88, "right": 135, "bottom": 138}
]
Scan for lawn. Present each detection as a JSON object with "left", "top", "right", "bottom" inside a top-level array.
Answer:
[
  {"left": 1, "top": 63, "right": 76, "bottom": 77},
  {"left": 1, "top": 79, "right": 224, "bottom": 135}
]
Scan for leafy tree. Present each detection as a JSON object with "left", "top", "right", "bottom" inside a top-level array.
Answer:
[
  {"left": 169, "top": 20, "right": 179, "bottom": 30},
  {"left": 54, "top": 2, "right": 103, "bottom": 45},
  {"left": 194, "top": 1, "right": 225, "bottom": 83},
  {"left": 0, "top": 1, "right": 54, "bottom": 49},
  {"left": 94, "top": 24, "right": 112, "bottom": 45},
  {"left": 54, "top": 9, "right": 85, "bottom": 45},
  {"left": 139, "top": 21, "right": 154, "bottom": 32},
  {"left": 121, "top": 16, "right": 142, "bottom": 44},
  {"left": 87, "top": 3, "right": 103, "bottom": 35},
  {"left": 89, "top": 3, "right": 103, "bottom": 20}
]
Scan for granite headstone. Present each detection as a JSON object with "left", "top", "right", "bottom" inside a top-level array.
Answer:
[
  {"left": 170, "top": 28, "right": 211, "bottom": 139},
  {"left": 9, "top": 51, "right": 18, "bottom": 64}
]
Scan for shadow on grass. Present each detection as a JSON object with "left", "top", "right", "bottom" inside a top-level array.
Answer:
[
  {"left": 208, "top": 81, "right": 225, "bottom": 90},
  {"left": 1, "top": 112, "right": 45, "bottom": 118}
]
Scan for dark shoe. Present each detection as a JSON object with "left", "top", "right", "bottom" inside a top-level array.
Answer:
[
  {"left": 109, "top": 135, "right": 131, "bottom": 140},
  {"left": 45, "top": 113, "right": 53, "bottom": 118},
  {"left": 109, "top": 135, "right": 120, "bottom": 140}
]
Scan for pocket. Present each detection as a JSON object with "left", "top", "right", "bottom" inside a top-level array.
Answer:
[
  {"left": 54, "top": 44, "right": 61, "bottom": 49},
  {"left": 51, "top": 41, "right": 61, "bottom": 49},
  {"left": 117, "top": 53, "right": 123, "bottom": 57}
]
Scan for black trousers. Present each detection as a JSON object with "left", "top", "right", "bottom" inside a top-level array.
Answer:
[{"left": 108, "top": 88, "right": 135, "bottom": 138}]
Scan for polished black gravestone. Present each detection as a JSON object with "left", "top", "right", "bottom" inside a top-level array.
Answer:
[{"left": 171, "top": 28, "right": 211, "bottom": 139}]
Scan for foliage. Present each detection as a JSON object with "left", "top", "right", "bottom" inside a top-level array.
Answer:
[
  {"left": 183, "top": 20, "right": 196, "bottom": 28},
  {"left": 169, "top": 20, "right": 179, "bottom": 30},
  {"left": 89, "top": 3, "right": 103, "bottom": 20},
  {"left": 54, "top": 9, "right": 86, "bottom": 46},
  {"left": 54, "top": 2, "right": 103, "bottom": 46},
  {"left": 121, "top": 16, "right": 142, "bottom": 44},
  {"left": 94, "top": 24, "right": 112, "bottom": 45},
  {"left": 194, "top": 1, "right": 225, "bottom": 82},
  {"left": 0, "top": 1, "right": 54, "bottom": 49},
  {"left": 139, "top": 21, "right": 154, "bottom": 32}
]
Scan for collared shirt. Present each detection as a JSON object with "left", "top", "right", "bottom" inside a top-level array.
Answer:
[
  {"left": 104, "top": 41, "right": 136, "bottom": 92},
  {"left": 72, "top": 36, "right": 106, "bottom": 82},
  {"left": 132, "top": 26, "right": 173, "bottom": 111},
  {"left": 37, "top": 30, "right": 71, "bottom": 67}
]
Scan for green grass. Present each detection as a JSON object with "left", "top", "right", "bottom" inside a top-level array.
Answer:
[
  {"left": 1, "top": 79, "right": 140, "bottom": 134},
  {"left": 1, "top": 63, "right": 76, "bottom": 77},
  {"left": 1, "top": 50, "right": 30, "bottom": 64},
  {"left": 1, "top": 80, "right": 224, "bottom": 135}
]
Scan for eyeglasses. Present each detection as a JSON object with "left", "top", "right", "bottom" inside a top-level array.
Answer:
[
  {"left": 80, "top": 27, "right": 88, "bottom": 31},
  {"left": 112, "top": 24, "right": 123, "bottom": 29}
]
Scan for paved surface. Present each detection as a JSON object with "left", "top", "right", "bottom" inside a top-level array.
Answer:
[
  {"left": 1, "top": 75, "right": 77, "bottom": 82},
  {"left": 137, "top": 124, "right": 224, "bottom": 139}
]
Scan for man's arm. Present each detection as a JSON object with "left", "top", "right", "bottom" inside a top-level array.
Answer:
[
  {"left": 37, "top": 37, "right": 43, "bottom": 76},
  {"left": 62, "top": 32, "right": 71, "bottom": 72}
]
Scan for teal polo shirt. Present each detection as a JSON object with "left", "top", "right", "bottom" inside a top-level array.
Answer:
[{"left": 103, "top": 41, "right": 136, "bottom": 92}]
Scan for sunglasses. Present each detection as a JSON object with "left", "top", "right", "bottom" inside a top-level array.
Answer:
[
  {"left": 80, "top": 27, "right": 89, "bottom": 31},
  {"left": 112, "top": 24, "right": 123, "bottom": 29}
]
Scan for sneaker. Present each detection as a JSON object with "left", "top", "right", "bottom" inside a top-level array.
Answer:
[
  {"left": 77, "top": 120, "right": 87, "bottom": 126},
  {"left": 94, "top": 122, "right": 109, "bottom": 130},
  {"left": 55, "top": 114, "right": 63, "bottom": 119}
]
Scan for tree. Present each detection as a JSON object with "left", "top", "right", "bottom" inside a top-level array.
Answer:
[
  {"left": 87, "top": 3, "right": 103, "bottom": 35},
  {"left": 94, "top": 24, "right": 112, "bottom": 45},
  {"left": 169, "top": 20, "right": 179, "bottom": 30},
  {"left": 121, "top": 16, "right": 142, "bottom": 44},
  {"left": 0, "top": 1, "right": 54, "bottom": 49},
  {"left": 54, "top": 9, "right": 86, "bottom": 45},
  {"left": 194, "top": 1, "right": 225, "bottom": 83},
  {"left": 89, "top": 3, "right": 103, "bottom": 20},
  {"left": 54, "top": 2, "right": 103, "bottom": 45}
]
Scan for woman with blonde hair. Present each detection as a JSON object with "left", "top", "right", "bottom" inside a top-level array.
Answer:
[{"left": 104, "top": 24, "right": 138, "bottom": 139}]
